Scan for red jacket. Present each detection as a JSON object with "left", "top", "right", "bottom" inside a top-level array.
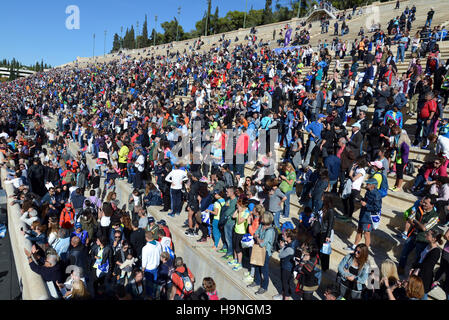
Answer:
[{"left": 424, "top": 160, "right": 448, "bottom": 180}]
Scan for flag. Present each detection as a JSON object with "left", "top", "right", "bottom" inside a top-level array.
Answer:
[{"left": 284, "top": 28, "right": 293, "bottom": 47}]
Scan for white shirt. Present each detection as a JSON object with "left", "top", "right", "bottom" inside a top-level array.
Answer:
[
  {"left": 436, "top": 135, "right": 449, "bottom": 159},
  {"left": 352, "top": 167, "right": 366, "bottom": 191},
  {"left": 141, "top": 241, "right": 162, "bottom": 271},
  {"left": 135, "top": 154, "right": 145, "bottom": 172},
  {"left": 165, "top": 169, "right": 188, "bottom": 190}
]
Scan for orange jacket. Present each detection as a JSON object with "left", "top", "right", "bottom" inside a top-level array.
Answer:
[{"left": 60, "top": 206, "right": 75, "bottom": 229}]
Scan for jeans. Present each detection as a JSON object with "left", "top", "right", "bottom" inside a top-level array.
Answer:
[
  {"left": 170, "top": 188, "right": 183, "bottom": 214},
  {"left": 425, "top": 18, "right": 432, "bottom": 28},
  {"left": 283, "top": 189, "right": 295, "bottom": 218},
  {"left": 212, "top": 219, "right": 221, "bottom": 247},
  {"left": 273, "top": 211, "right": 282, "bottom": 229},
  {"left": 304, "top": 139, "right": 317, "bottom": 167},
  {"left": 396, "top": 45, "right": 405, "bottom": 63},
  {"left": 224, "top": 221, "right": 235, "bottom": 255},
  {"left": 329, "top": 179, "right": 337, "bottom": 192},
  {"left": 144, "top": 268, "right": 158, "bottom": 299},
  {"left": 254, "top": 253, "right": 270, "bottom": 290},
  {"left": 399, "top": 236, "right": 428, "bottom": 269}
]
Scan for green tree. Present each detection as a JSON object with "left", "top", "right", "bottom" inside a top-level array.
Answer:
[
  {"left": 161, "top": 18, "right": 185, "bottom": 44},
  {"left": 111, "top": 33, "right": 121, "bottom": 52},
  {"left": 263, "top": 0, "right": 273, "bottom": 24},
  {"left": 142, "top": 14, "right": 150, "bottom": 47},
  {"left": 211, "top": 6, "right": 219, "bottom": 34}
]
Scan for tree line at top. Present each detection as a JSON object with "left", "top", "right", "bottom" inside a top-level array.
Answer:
[
  {"left": 110, "top": 0, "right": 376, "bottom": 53},
  {"left": 0, "top": 58, "right": 51, "bottom": 82}
]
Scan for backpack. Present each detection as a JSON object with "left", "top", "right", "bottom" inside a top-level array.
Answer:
[
  {"left": 373, "top": 172, "right": 388, "bottom": 198},
  {"left": 175, "top": 267, "right": 194, "bottom": 298},
  {"left": 405, "top": 161, "right": 415, "bottom": 176}
]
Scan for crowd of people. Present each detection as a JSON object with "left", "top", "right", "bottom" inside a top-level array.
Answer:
[{"left": 0, "top": 2, "right": 449, "bottom": 301}]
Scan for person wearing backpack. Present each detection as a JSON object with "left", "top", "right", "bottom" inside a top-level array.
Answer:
[
  {"left": 369, "top": 161, "right": 388, "bottom": 198},
  {"left": 247, "top": 212, "right": 276, "bottom": 295},
  {"left": 170, "top": 257, "right": 195, "bottom": 300}
]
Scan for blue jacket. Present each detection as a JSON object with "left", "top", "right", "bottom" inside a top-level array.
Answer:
[
  {"left": 324, "top": 155, "right": 341, "bottom": 181},
  {"left": 338, "top": 253, "right": 370, "bottom": 291},
  {"left": 305, "top": 121, "right": 323, "bottom": 141},
  {"left": 359, "top": 188, "right": 382, "bottom": 224}
]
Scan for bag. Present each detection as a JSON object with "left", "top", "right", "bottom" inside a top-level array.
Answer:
[
  {"left": 320, "top": 242, "right": 332, "bottom": 255},
  {"left": 341, "top": 178, "right": 352, "bottom": 199},
  {"left": 250, "top": 244, "right": 266, "bottom": 266},
  {"left": 241, "top": 233, "right": 254, "bottom": 248},
  {"left": 405, "top": 161, "right": 415, "bottom": 175},
  {"left": 175, "top": 269, "right": 194, "bottom": 297},
  {"left": 403, "top": 206, "right": 414, "bottom": 220},
  {"left": 370, "top": 210, "right": 381, "bottom": 230}
]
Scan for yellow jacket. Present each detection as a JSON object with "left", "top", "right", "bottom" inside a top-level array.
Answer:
[{"left": 118, "top": 145, "right": 129, "bottom": 164}]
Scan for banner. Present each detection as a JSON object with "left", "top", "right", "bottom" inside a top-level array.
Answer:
[{"left": 284, "top": 28, "right": 293, "bottom": 47}]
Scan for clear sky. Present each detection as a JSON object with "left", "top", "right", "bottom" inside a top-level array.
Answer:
[{"left": 1, "top": 0, "right": 272, "bottom": 67}]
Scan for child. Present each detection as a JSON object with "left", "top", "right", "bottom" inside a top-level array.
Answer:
[{"left": 119, "top": 252, "right": 137, "bottom": 285}]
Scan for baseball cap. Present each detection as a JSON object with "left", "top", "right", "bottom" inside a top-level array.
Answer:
[
  {"left": 148, "top": 216, "right": 155, "bottom": 224},
  {"left": 157, "top": 220, "right": 167, "bottom": 226},
  {"left": 75, "top": 222, "right": 82, "bottom": 229},
  {"left": 352, "top": 123, "right": 361, "bottom": 129},
  {"left": 318, "top": 114, "right": 327, "bottom": 119},
  {"left": 370, "top": 161, "right": 383, "bottom": 169},
  {"left": 365, "top": 178, "right": 378, "bottom": 186}
]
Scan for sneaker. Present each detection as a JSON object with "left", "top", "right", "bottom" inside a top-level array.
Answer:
[
  {"left": 401, "top": 232, "right": 408, "bottom": 240},
  {"left": 185, "top": 230, "right": 195, "bottom": 237},
  {"left": 255, "top": 288, "right": 267, "bottom": 295},
  {"left": 227, "top": 259, "right": 238, "bottom": 266},
  {"left": 243, "top": 275, "right": 254, "bottom": 284},
  {"left": 232, "top": 264, "right": 242, "bottom": 271},
  {"left": 272, "top": 294, "right": 283, "bottom": 300},
  {"left": 217, "top": 248, "right": 227, "bottom": 253},
  {"left": 193, "top": 229, "right": 199, "bottom": 236},
  {"left": 389, "top": 186, "right": 398, "bottom": 192},
  {"left": 222, "top": 255, "right": 233, "bottom": 260},
  {"left": 247, "top": 282, "right": 258, "bottom": 288},
  {"left": 197, "top": 237, "right": 207, "bottom": 243},
  {"left": 244, "top": 271, "right": 251, "bottom": 277},
  {"left": 168, "top": 213, "right": 175, "bottom": 217}
]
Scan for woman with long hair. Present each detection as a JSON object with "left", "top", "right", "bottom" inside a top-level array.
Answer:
[
  {"left": 384, "top": 274, "right": 425, "bottom": 300},
  {"left": 337, "top": 243, "right": 370, "bottom": 299}
]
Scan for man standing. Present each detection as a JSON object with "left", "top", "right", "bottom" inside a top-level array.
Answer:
[
  {"left": 425, "top": 8, "right": 435, "bottom": 28},
  {"left": 141, "top": 231, "right": 162, "bottom": 299},
  {"left": 304, "top": 114, "right": 326, "bottom": 167},
  {"left": 414, "top": 92, "right": 437, "bottom": 148},
  {"left": 165, "top": 163, "right": 188, "bottom": 217},
  {"left": 220, "top": 187, "right": 238, "bottom": 260},
  {"left": 346, "top": 178, "right": 382, "bottom": 252},
  {"left": 398, "top": 196, "right": 440, "bottom": 275}
]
